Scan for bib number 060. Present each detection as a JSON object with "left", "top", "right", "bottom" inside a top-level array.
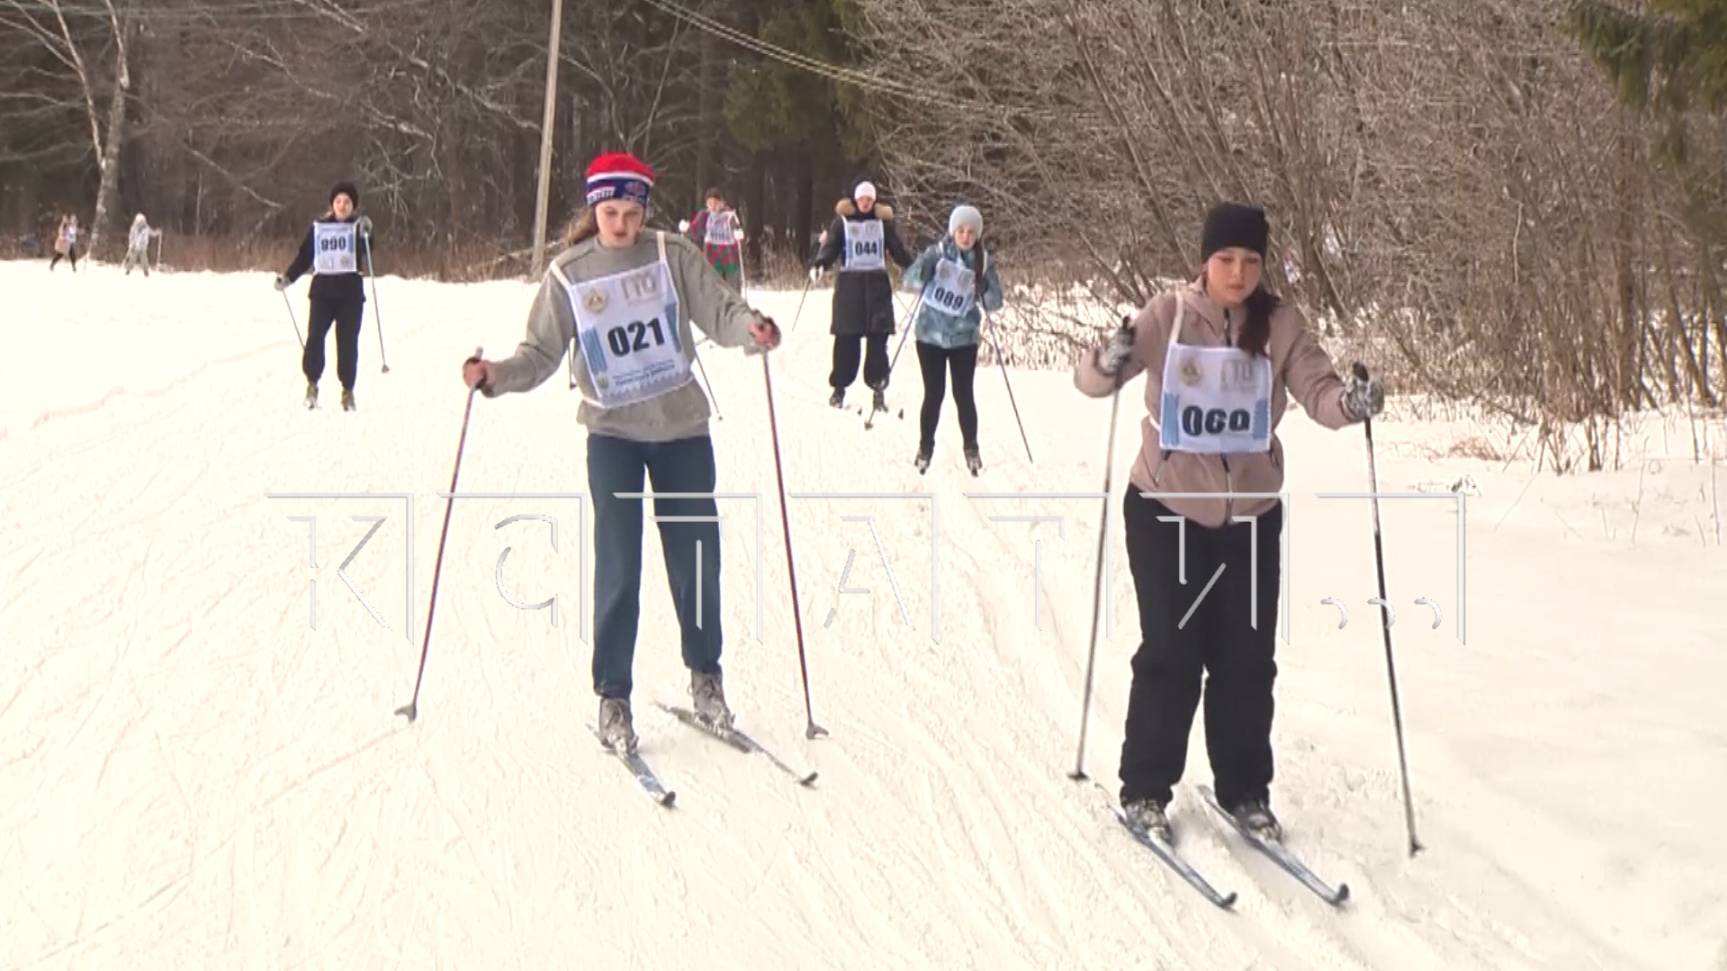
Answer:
[
  {"left": 606, "top": 318, "right": 667, "bottom": 357},
  {"left": 1182, "top": 405, "right": 1251, "bottom": 436}
]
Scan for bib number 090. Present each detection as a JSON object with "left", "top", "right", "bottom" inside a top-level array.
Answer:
[
  {"left": 606, "top": 318, "right": 667, "bottom": 357},
  {"left": 1181, "top": 405, "right": 1251, "bottom": 436}
]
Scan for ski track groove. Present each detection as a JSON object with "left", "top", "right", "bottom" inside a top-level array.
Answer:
[{"left": 2, "top": 265, "right": 1711, "bottom": 969}]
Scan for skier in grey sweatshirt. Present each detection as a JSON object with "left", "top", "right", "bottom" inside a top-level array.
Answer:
[{"left": 463, "top": 151, "right": 781, "bottom": 754}]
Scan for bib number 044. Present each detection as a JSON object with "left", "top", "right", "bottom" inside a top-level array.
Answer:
[{"left": 606, "top": 318, "right": 668, "bottom": 357}]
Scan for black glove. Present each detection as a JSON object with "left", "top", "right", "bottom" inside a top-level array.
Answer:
[{"left": 1100, "top": 319, "right": 1135, "bottom": 376}]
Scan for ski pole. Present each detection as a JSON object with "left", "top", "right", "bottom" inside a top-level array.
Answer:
[
  {"left": 981, "top": 309, "right": 1034, "bottom": 464},
  {"left": 1070, "top": 317, "right": 1131, "bottom": 781},
  {"left": 1353, "top": 361, "right": 1423, "bottom": 856},
  {"left": 761, "top": 351, "right": 827, "bottom": 739},
  {"left": 694, "top": 352, "right": 722, "bottom": 420},
  {"left": 790, "top": 269, "right": 815, "bottom": 332},
  {"left": 396, "top": 346, "right": 484, "bottom": 723},
  {"left": 361, "top": 230, "right": 391, "bottom": 373},
  {"left": 281, "top": 287, "right": 305, "bottom": 349},
  {"left": 886, "top": 290, "right": 927, "bottom": 378}
]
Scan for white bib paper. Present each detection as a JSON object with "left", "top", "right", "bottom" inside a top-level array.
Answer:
[
  {"left": 926, "top": 256, "right": 976, "bottom": 317},
  {"left": 563, "top": 254, "right": 690, "bottom": 408},
  {"left": 1157, "top": 301, "right": 1273, "bottom": 454},
  {"left": 843, "top": 220, "right": 885, "bottom": 271},
  {"left": 704, "top": 210, "right": 736, "bottom": 247},
  {"left": 312, "top": 221, "right": 358, "bottom": 274}
]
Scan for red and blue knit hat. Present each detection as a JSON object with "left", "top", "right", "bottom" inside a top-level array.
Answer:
[{"left": 585, "top": 152, "right": 654, "bottom": 210}]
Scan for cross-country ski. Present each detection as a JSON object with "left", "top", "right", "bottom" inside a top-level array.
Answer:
[{"left": 11, "top": 10, "right": 1722, "bottom": 966}]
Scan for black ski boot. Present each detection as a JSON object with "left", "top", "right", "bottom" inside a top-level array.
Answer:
[
  {"left": 304, "top": 381, "right": 318, "bottom": 409},
  {"left": 1228, "top": 797, "right": 1283, "bottom": 842},
  {"left": 871, "top": 388, "right": 886, "bottom": 412},
  {"left": 341, "top": 388, "right": 356, "bottom": 411},
  {"left": 1124, "top": 797, "right": 1173, "bottom": 843},
  {"left": 828, "top": 388, "right": 845, "bottom": 409},
  {"left": 914, "top": 444, "right": 933, "bottom": 474},
  {"left": 964, "top": 447, "right": 983, "bottom": 476},
  {"left": 598, "top": 696, "right": 638, "bottom": 753}
]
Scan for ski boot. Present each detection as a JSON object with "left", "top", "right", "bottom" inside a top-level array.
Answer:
[
  {"left": 1123, "top": 797, "right": 1173, "bottom": 843},
  {"left": 304, "top": 381, "right": 318, "bottom": 409},
  {"left": 914, "top": 444, "right": 933, "bottom": 474},
  {"left": 1227, "top": 797, "right": 1283, "bottom": 842},
  {"left": 341, "top": 388, "right": 356, "bottom": 412},
  {"left": 871, "top": 388, "right": 887, "bottom": 413},
  {"left": 597, "top": 696, "right": 638, "bottom": 753},
  {"left": 690, "top": 669, "right": 734, "bottom": 730},
  {"left": 964, "top": 446, "right": 983, "bottom": 476},
  {"left": 828, "top": 388, "right": 845, "bottom": 409}
]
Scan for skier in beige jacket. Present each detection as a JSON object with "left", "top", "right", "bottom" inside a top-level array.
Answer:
[{"left": 1075, "top": 202, "right": 1383, "bottom": 844}]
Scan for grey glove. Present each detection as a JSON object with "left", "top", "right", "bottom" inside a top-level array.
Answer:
[
  {"left": 1099, "top": 322, "right": 1135, "bottom": 376},
  {"left": 355, "top": 215, "right": 373, "bottom": 236},
  {"left": 273, "top": 273, "right": 288, "bottom": 291},
  {"left": 1342, "top": 372, "right": 1385, "bottom": 422}
]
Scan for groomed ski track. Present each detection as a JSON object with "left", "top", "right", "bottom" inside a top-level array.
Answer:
[{"left": 2, "top": 262, "right": 1722, "bottom": 970}]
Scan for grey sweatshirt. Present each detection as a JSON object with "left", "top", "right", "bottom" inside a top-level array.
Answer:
[{"left": 485, "top": 229, "right": 762, "bottom": 442}]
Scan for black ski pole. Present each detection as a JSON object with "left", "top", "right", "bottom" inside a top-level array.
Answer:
[
  {"left": 886, "top": 290, "right": 926, "bottom": 377},
  {"left": 281, "top": 288, "right": 304, "bottom": 349},
  {"left": 362, "top": 230, "right": 391, "bottom": 373},
  {"left": 1353, "top": 361, "right": 1423, "bottom": 856},
  {"left": 396, "top": 347, "right": 484, "bottom": 723},
  {"left": 981, "top": 310, "right": 1034, "bottom": 464},
  {"left": 761, "top": 350, "right": 827, "bottom": 739},
  {"left": 1070, "top": 318, "right": 1131, "bottom": 780},
  {"left": 694, "top": 353, "right": 723, "bottom": 420}
]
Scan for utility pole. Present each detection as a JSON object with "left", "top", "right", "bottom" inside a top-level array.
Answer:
[{"left": 530, "top": 0, "right": 564, "bottom": 278}]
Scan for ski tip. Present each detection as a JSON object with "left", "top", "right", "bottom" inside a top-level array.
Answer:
[
  {"left": 393, "top": 703, "right": 417, "bottom": 722},
  {"left": 1218, "top": 891, "right": 1239, "bottom": 910},
  {"left": 659, "top": 791, "right": 678, "bottom": 807},
  {"left": 1331, "top": 883, "right": 1351, "bottom": 906},
  {"left": 798, "top": 772, "right": 819, "bottom": 787}
]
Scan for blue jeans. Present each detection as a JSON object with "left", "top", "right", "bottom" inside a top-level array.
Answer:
[{"left": 587, "top": 433, "right": 724, "bottom": 698}]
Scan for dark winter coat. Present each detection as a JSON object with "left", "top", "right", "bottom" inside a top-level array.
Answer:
[
  {"left": 282, "top": 214, "right": 374, "bottom": 305},
  {"left": 811, "top": 198, "right": 913, "bottom": 336}
]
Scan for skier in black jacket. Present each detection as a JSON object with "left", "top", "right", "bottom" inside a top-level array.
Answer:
[
  {"left": 276, "top": 181, "right": 374, "bottom": 411},
  {"left": 809, "top": 181, "right": 914, "bottom": 411}
]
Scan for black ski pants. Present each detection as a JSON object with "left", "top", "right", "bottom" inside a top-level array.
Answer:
[
  {"left": 1119, "top": 490, "right": 1282, "bottom": 810},
  {"left": 303, "top": 296, "right": 364, "bottom": 391},
  {"left": 915, "top": 341, "right": 979, "bottom": 451},
  {"left": 830, "top": 333, "right": 890, "bottom": 391}
]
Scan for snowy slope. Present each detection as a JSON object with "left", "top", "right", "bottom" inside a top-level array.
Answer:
[{"left": 3, "top": 259, "right": 1724, "bottom": 970}]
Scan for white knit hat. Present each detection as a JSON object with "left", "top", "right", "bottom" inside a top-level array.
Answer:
[
  {"left": 948, "top": 205, "right": 982, "bottom": 237},
  {"left": 853, "top": 181, "right": 877, "bottom": 201}
]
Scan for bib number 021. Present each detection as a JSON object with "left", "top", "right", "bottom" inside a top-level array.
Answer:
[
  {"left": 606, "top": 318, "right": 668, "bottom": 358},
  {"left": 1182, "top": 405, "right": 1252, "bottom": 436}
]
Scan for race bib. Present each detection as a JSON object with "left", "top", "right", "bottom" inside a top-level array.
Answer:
[
  {"left": 843, "top": 220, "right": 885, "bottom": 271},
  {"left": 704, "top": 211, "right": 736, "bottom": 247},
  {"left": 1158, "top": 336, "right": 1273, "bottom": 454},
  {"left": 926, "top": 256, "right": 976, "bottom": 316},
  {"left": 563, "top": 254, "right": 690, "bottom": 408},
  {"left": 312, "top": 221, "right": 357, "bottom": 274}
]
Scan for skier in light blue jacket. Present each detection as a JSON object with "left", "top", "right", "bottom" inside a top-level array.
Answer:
[{"left": 902, "top": 204, "right": 1003, "bottom": 474}]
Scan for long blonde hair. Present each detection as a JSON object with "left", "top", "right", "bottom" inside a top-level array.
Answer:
[{"left": 564, "top": 207, "right": 598, "bottom": 246}]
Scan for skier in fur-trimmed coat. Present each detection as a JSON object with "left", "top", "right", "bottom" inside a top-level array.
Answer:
[{"left": 809, "top": 180, "right": 914, "bottom": 409}]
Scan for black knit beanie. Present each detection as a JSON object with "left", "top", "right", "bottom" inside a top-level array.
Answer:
[
  {"left": 330, "top": 181, "right": 360, "bottom": 207},
  {"left": 1200, "top": 202, "right": 1268, "bottom": 261}
]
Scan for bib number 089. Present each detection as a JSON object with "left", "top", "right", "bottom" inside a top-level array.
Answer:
[{"left": 606, "top": 318, "right": 667, "bottom": 357}]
